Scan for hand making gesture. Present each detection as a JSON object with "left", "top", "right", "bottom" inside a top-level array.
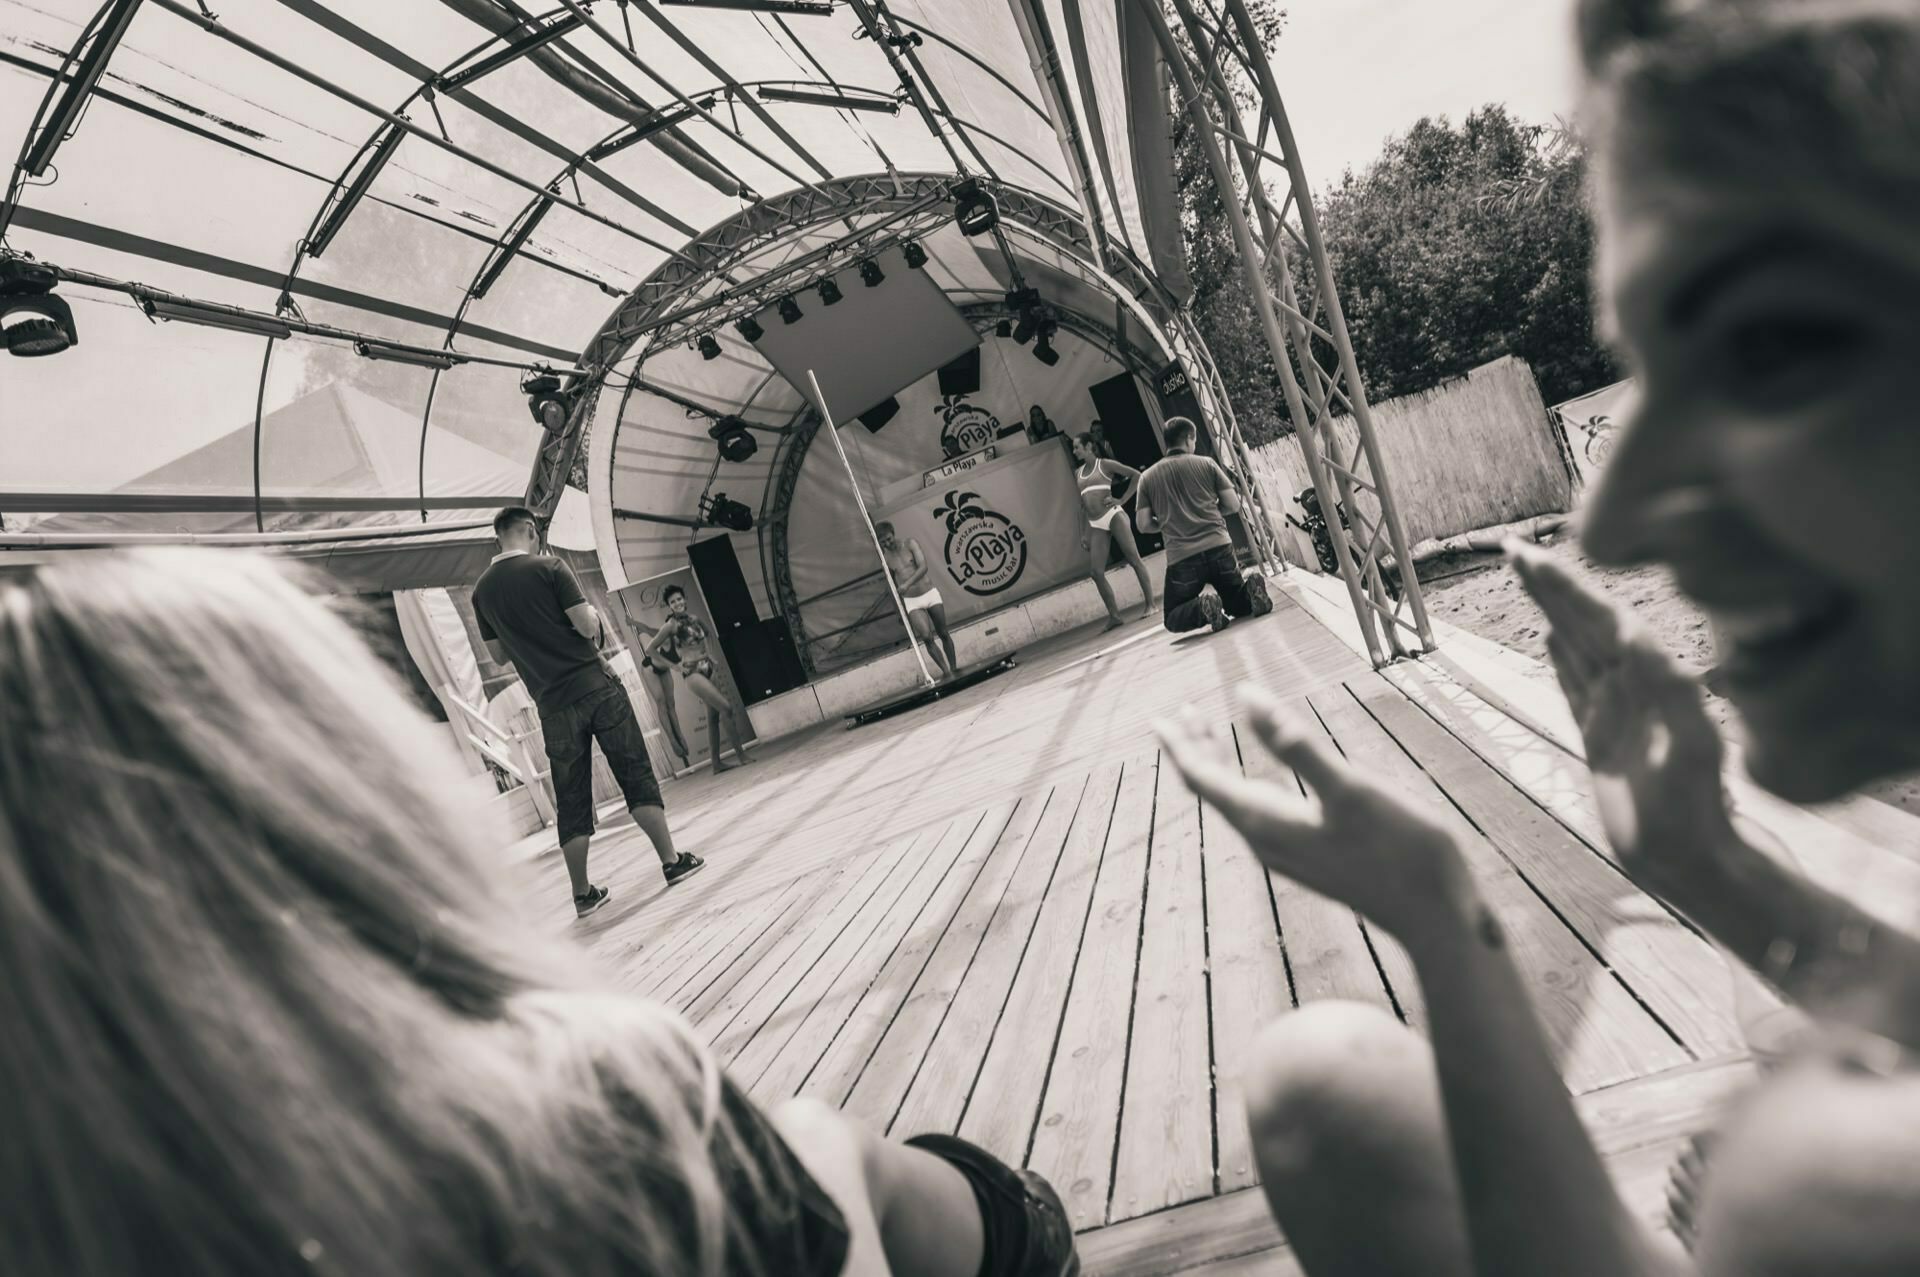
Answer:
[
  {"left": 1507, "top": 543, "right": 1740, "bottom": 892},
  {"left": 1156, "top": 685, "right": 1471, "bottom": 943}
]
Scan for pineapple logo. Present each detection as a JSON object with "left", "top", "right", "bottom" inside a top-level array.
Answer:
[
  {"left": 935, "top": 489, "right": 1027, "bottom": 596},
  {"left": 936, "top": 394, "right": 1000, "bottom": 458}
]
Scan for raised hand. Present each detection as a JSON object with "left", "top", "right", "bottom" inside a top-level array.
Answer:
[
  {"left": 1507, "top": 542, "right": 1738, "bottom": 888},
  {"left": 1156, "top": 686, "right": 1470, "bottom": 942}
]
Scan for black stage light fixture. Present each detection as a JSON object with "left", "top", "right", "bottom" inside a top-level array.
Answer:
[
  {"left": 701, "top": 492, "right": 755, "bottom": 532},
  {"left": 142, "top": 296, "right": 294, "bottom": 340},
  {"left": 994, "top": 318, "right": 1012, "bottom": 338},
  {"left": 858, "top": 397, "right": 900, "bottom": 433},
  {"left": 758, "top": 84, "right": 901, "bottom": 114},
  {"left": 902, "top": 239, "right": 928, "bottom": 269},
  {"left": 354, "top": 339, "right": 459, "bottom": 370},
  {"left": 952, "top": 178, "right": 999, "bottom": 237},
  {"left": 709, "top": 416, "right": 758, "bottom": 463},
  {"left": 663, "top": 0, "right": 833, "bottom": 13},
  {"left": 522, "top": 372, "right": 573, "bottom": 435},
  {"left": 0, "top": 259, "right": 77, "bottom": 357},
  {"left": 736, "top": 315, "right": 764, "bottom": 342},
  {"left": 817, "top": 276, "right": 843, "bottom": 306},
  {"left": 1032, "top": 327, "right": 1060, "bottom": 367},
  {"left": 777, "top": 294, "right": 803, "bottom": 325},
  {"left": 697, "top": 333, "right": 722, "bottom": 360},
  {"left": 858, "top": 258, "right": 885, "bottom": 288}
]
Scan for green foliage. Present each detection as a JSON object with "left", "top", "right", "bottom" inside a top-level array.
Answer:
[
  {"left": 1311, "top": 106, "right": 1617, "bottom": 408},
  {"left": 1172, "top": 57, "right": 1617, "bottom": 437}
]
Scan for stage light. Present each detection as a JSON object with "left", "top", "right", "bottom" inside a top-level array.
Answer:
[
  {"left": 142, "top": 297, "right": 294, "bottom": 340},
  {"left": 354, "top": 339, "right": 459, "bottom": 370},
  {"left": 757, "top": 85, "right": 901, "bottom": 114},
  {"left": 777, "top": 294, "right": 803, "bottom": 325},
  {"left": 523, "top": 372, "right": 573, "bottom": 434},
  {"left": 697, "top": 333, "right": 722, "bottom": 360},
  {"left": 0, "top": 259, "right": 77, "bottom": 357},
  {"left": 952, "top": 178, "right": 999, "bottom": 237},
  {"left": 701, "top": 492, "right": 755, "bottom": 532},
  {"left": 736, "top": 315, "right": 764, "bottom": 342},
  {"left": 709, "top": 416, "right": 758, "bottom": 464},
  {"left": 858, "top": 397, "right": 900, "bottom": 433},
  {"left": 817, "top": 276, "right": 843, "bottom": 306},
  {"left": 1032, "top": 329, "right": 1060, "bottom": 366},
  {"left": 902, "top": 240, "right": 927, "bottom": 269},
  {"left": 665, "top": 1, "right": 833, "bottom": 20},
  {"left": 859, "top": 258, "right": 885, "bottom": 288},
  {"left": 995, "top": 319, "right": 1012, "bottom": 338}
]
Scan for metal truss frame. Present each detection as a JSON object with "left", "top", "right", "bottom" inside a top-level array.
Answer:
[{"left": 1140, "top": 0, "right": 1433, "bottom": 666}]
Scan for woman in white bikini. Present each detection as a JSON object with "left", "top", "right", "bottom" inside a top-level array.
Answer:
[
  {"left": 1072, "top": 431, "right": 1154, "bottom": 630},
  {"left": 645, "top": 585, "right": 752, "bottom": 775}
]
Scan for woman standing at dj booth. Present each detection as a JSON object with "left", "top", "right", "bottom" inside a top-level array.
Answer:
[{"left": 1072, "top": 430, "right": 1156, "bottom": 629}]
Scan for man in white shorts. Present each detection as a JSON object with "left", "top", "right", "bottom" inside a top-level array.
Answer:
[{"left": 877, "top": 521, "right": 959, "bottom": 680}]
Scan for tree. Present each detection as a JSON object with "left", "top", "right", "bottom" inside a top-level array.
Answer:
[
  {"left": 1311, "top": 107, "right": 1616, "bottom": 407},
  {"left": 1169, "top": 23, "right": 1616, "bottom": 436}
]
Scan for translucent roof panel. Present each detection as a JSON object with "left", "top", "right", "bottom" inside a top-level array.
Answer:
[{"left": 2, "top": 0, "right": 1190, "bottom": 548}]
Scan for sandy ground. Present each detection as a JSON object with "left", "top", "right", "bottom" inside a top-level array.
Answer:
[{"left": 1417, "top": 531, "right": 1920, "bottom": 817}]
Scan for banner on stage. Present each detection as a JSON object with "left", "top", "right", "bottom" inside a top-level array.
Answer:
[
  {"left": 921, "top": 445, "right": 997, "bottom": 488},
  {"left": 876, "top": 442, "right": 1086, "bottom": 626}
]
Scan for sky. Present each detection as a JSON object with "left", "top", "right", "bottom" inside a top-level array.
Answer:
[{"left": 1269, "top": 0, "right": 1585, "bottom": 186}]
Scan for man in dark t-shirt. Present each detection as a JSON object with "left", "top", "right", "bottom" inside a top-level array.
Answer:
[
  {"left": 472, "top": 507, "right": 703, "bottom": 917},
  {"left": 1136, "top": 417, "right": 1273, "bottom": 633}
]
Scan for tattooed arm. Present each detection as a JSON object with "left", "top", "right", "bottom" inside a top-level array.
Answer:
[{"left": 1159, "top": 688, "right": 1682, "bottom": 1277}]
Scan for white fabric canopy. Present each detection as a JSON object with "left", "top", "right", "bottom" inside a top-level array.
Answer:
[{"left": 1, "top": 0, "right": 1192, "bottom": 596}]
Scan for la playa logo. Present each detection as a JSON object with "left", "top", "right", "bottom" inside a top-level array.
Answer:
[
  {"left": 936, "top": 394, "right": 1000, "bottom": 458},
  {"left": 935, "top": 489, "right": 1027, "bottom": 596}
]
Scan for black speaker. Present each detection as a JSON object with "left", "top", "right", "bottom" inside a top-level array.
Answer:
[
  {"left": 937, "top": 346, "right": 981, "bottom": 397},
  {"left": 858, "top": 396, "right": 900, "bottom": 432},
  {"left": 687, "top": 535, "right": 757, "bottom": 635},
  {"left": 1087, "top": 372, "right": 1163, "bottom": 556},
  {"left": 721, "top": 618, "right": 807, "bottom": 705}
]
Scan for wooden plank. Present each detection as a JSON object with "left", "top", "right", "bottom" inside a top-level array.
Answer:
[
  {"left": 832, "top": 779, "right": 1084, "bottom": 1126},
  {"left": 1199, "top": 789, "right": 1293, "bottom": 1194},
  {"left": 656, "top": 876, "right": 813, "bottom": 1010},
  {"left": 1356, "top": 674, "right": 1747, "bottom": 1059},
  {"left": 756, "top": 795, "right": 1035, "bottom": 1106},
  {"left": 1307, "top": 685, "right": 1691, "bottom": 1093},
  {"left": 640, "top": 886, "right": 789, "bottom": 1005},
  {"left": 878, "top": 771, "right": 1097, "bottom": 1138},
  {"left": 1076, "top": 1055, "right": 1753, "bottom": 1277},
  {"left": 1110, "top": 770, "right": 1214, "bottom": 1222},
  {"left": 1029, "top": 754, "right": 1160, "bottom": 1230},
  {"left": 696, "top": 825, "right": 936, "bottom": 1048},
  {"left": 725, "top": 811, "right": 989, "bottom": 1083},
  {"left": 678, "top": 854, "right": 873, "bottom": 1024},
  {"left": 1239, "top": 702, "right": 1402, "bottom": 1020},
  {"left": 957, "top": 760, "right": 1128, "bottom": 1157}
]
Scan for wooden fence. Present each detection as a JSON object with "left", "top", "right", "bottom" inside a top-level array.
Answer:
[{"left": 1244, "top": 355, "right": 1574, "bottom": 567}]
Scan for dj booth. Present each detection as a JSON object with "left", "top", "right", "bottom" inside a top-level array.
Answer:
[{"left": 869, "top": 434, "right": 1092, "bottom": 626}]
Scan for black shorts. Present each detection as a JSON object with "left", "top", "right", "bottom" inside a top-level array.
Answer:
[{"left": 539, "top": 682, "right": 662, "bottom": 842}]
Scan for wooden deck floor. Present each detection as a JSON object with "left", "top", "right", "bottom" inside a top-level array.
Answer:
[{"left": 503, "top": 587, "right": 1775, "bottom": 1274}]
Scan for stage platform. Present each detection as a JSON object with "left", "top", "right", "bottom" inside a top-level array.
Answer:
[{"left": 499, "top": 578, "right": 1920, "bottom": 1275}]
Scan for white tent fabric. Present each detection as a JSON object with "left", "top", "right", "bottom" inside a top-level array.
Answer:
[{"left": 2, "top": 0, "right": 1190, "bottom": 601}]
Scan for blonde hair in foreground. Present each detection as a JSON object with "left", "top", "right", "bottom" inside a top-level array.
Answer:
[{"left": 0, "top": 549, "right": 764, "bottom": 1277}]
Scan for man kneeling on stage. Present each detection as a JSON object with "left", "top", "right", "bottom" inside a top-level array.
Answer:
[
  {"left": 877, "top": 521, "right": 959, "bottom": 681},
  {"left": 1136, "top": 417, "right": 1273, "bottom": 633}
]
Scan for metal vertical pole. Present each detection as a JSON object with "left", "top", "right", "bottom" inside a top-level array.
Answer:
[
  {"left": 1134, "top": 0, "right": 1386, "bottom": 665},
  {"left": 1221, "top": 0, "right": 1435, "bottom": 648},
  {"left": 806, "top": 371, "right": 938, "bottom": 688}
]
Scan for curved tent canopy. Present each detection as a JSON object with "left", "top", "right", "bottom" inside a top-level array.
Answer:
[{"left": 7, "top": 1, "right": 1190, "bottom": 568}]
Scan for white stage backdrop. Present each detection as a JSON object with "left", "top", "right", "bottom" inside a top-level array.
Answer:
[{"left": 786, "top": 326, "right": 1155, "bottom": 671}]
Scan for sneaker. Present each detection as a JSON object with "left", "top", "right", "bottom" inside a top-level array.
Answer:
[
  {"left": 573, "top": 884, "right": 611, "bottom": 918},
  {"left": 1243, "top": 571, "right": 1274, "bottom": 617},
  {"left": 903, "top": 1133, "right": 1080, "bottom": 1275},
  {"left": 1198, "top": 592, "right": 1230, "bottom": 633},
  {"left": 663, "top": 853, "right": 706, "bottom": 887}
]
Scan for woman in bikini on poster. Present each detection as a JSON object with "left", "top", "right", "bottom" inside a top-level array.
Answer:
[
  {"left": 1072, "top": 430, "right": 1155, "bottom": 630},
  {"left": 645, "top": 584, "right": 753, "bottom": 774}
]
